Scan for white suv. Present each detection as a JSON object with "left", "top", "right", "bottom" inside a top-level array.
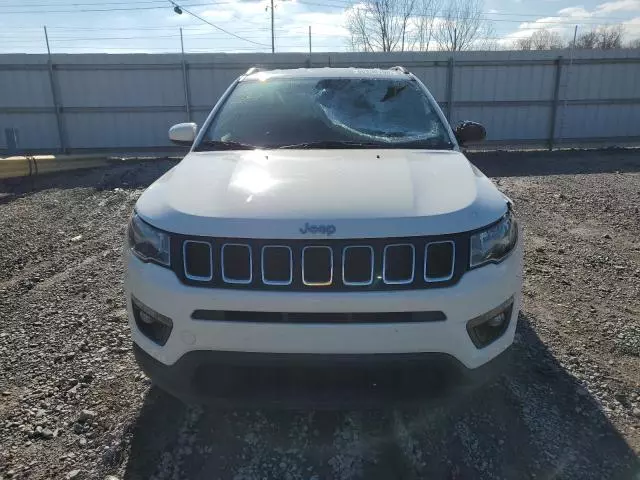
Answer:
[{"left": 125, "top": 66, "right": 523, "bottom": 407}]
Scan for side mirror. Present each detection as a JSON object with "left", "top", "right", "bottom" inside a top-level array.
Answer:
[
  {"left": 454, "top": 121, "right": 486, "bottom": 146},
  {"left": 169, "top": 122, "right": 197, "bottom": 145}
]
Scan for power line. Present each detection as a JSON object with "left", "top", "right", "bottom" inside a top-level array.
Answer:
[
  {"left": 0, "top": 1, "right": 220, "bottom": 13},
  {"left": 168, "top": 1, "right": 271, "bottom": 47},
  {"left": 0, "top": 0, "right": 174, "bottom": 7}
]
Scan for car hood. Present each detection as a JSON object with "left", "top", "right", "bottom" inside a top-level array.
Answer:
[{"left": 136, "top": 149, "right": 508, "bottom": 239}]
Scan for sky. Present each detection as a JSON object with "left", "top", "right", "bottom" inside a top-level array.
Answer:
[{"left": 0, "top": 0, "right": 639, "bottom": 54}]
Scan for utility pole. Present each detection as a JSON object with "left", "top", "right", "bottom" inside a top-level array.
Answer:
[
  {"left": 308, "top": 25, "right": 312, "bottom": 56},
  {"left": 179, "top": 27, "right": 191, "bottom": 122},
  {"left": 43, "top": 26, "right": 66, "bottom": 152},
  {"left": 270, "top": 0, "right": 275, "bottom": 53}
]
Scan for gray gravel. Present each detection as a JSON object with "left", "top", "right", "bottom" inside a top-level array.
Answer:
[{"left": 0, "top": 150, "right": 639, "bottom": 479}]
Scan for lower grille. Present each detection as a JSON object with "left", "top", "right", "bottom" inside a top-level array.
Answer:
[
  {"left": 176, "top": 235, "right": 461, "bottom": 291},
  {"left": 192, "top": 310, "right": 446, "bottom": 323}
]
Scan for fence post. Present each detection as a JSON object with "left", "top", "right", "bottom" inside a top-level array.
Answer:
[
  {"left": 548, "top": 56, "right": 563, "bottom": 151},
  {"left": 44, "top": 26, "right": 67, "bottom": 153},
  {"left": 446, "top": 56, "right": 455, "bottom": 123},
  {"left": 180, "top": 28, "right": 192, "bottom": 122}
]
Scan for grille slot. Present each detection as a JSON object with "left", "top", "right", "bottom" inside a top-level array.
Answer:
[
  {"left": 383, "top": 244, "right": 415, "bottom": 284},
  {"left": 261, "top": 246, "right": 293, "bottom": 285},
  {"left": 302, "top": 246, "right": 333, "bottom": 286},
  {"left": 221, "top": 244, "right": 252, "bottom": 284},
  {"left": 342, "top": 246, "right": 374, "bottom": 286},
  {"left": 424, "top": 241, "right": 455, "bottom": 282},
  {"left": 183, "top": 241, "right": 213, "bottom": 281},
  {"left": 192, "top": 310, "right": 446, "bottom": 323}
]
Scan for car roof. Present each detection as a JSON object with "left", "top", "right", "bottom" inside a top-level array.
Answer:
[{"left": 241, "top": 67, "right": 412, "bottom": 81}]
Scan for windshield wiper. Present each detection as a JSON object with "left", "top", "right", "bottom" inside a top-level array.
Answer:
[
  {"left": 196, "top": 140, "right": 257, "bottom": 151},
  {"left": 277, "top": 140, "right": 385, "bottom": 149},
  {"left": 278, "top": 139, "right": 454, "bottom": 150}
]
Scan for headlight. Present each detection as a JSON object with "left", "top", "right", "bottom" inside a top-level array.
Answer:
[
  {"left": 128, "top": 212, "right": 171, "bottom": 267},
  {"left": 470, "top": 209, "right": 518, "bottom": 268}
]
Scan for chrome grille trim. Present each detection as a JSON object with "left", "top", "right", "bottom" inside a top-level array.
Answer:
[
  {"left": 182, "top": 240, "right": 213, "bottom": 281},
  {"left": 382, "top": 243, "right": 415, "bottom": 285},
  {"left": 424, "top": 240, "right": 456, "bottom": 282},
  {"left": 302, "top": 246, "right": 333, "bottom": 286},
  {"left": 221, "top": 243, "right": 253, "bottom": 284},
  {"left": 261, "top": 245, "right": 293, "bottom": 286},
  {"left": 342, "top": 245, "right": 374, "bottom": 286}
]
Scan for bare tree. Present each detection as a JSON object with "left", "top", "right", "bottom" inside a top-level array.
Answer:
[
  {"left": 514, "top": 29, "right": 564, "bottom": 50},
  {"left": 514, "top": 36, "right": 533, "bottom": 50},
  {"left": 630, "top": 38, "right": 640, "bottom": 49},
  {"left": 434, "top": 0, "right": 494, "bottom": 51},
  {"left": 572, "top": 25, "right": 624, "bottom": 49},
  {"left": 574, "top": 30, "right": 598, "bottom": 49},
  {"left": 347, "top": 0, "right": 417, "bottom": 52},
  {"left": 411, "top": 0, "right": 442, "bottom": 51},
  {"left": 599, "top": 25, "right": 624, "bottom": 49}
]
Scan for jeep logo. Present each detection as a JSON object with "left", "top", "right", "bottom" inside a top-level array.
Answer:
[{"left": 299, "top": 223, "right": 336, "bottom": 235}]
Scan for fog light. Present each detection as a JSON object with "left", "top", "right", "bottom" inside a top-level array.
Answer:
[
  {"left": 467, "top": 298, "right": 514, "bottom": 348},
  {"left": 131, "top": 296, "right": 173, "bottom": 346},
  {"left": 487, "top": 311, "right": 507, "bottom": 327}
]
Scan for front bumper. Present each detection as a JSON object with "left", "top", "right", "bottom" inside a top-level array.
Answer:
[
  {"left": 125, "top": 235, "right": 522, "bottom": 367},
  {"left": 133, "top": 342, "right": 514, "bottom": 408}
]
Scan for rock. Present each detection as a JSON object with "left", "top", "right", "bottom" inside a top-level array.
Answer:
[
  {"left": 632, "top": 408, "right": 640, "bottom": 418},
  {"left": 70, "top": 235, "right": 83, "bottom": 242},
  {"left": 78, "top": 437, "right": 87, "bottom": 447},
  {"left": 2, "top": 391, "right": 9, "bottom": 396},
  {"left": 66, "top": 470, "right": 81, "bottom": 479},
  {"left": 105, "top": 477, "right": 120, "bottom": 480},
  {"left": 78, "top": 410, "right": 97, "bottom": 422},
  {"left": 602, "top": 233, "right": 611, "bottom": 239},
  {"left": 42, "top": 428, "right": 54, "bottom": 439}
]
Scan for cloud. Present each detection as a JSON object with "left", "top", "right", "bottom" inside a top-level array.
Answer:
[
  {"left": 594, "top": 0, "right": 640, "bottom": 13},
  {"left": 499, "top": 1, "right": 640, "bottom": 46},
  {"left": 556, "top": 6, "right": 592, "bottom": 17},
  {"left": 622, "top": 15, "right": 640, "bottom": 38}
]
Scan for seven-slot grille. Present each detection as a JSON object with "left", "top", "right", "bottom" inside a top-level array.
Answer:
[{"left": 175, "top": 236, "right": 462, "bottom": 291}]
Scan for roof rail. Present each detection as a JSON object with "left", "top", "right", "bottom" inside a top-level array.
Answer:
[
  {"left": 389, "top": 66, "right": 409, "bottom": 74},
  {"left": 245, "top": 67, "right": 264, "bottom": 75}
]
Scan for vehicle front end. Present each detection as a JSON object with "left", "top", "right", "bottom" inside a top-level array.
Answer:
[{"left": 124, "top": 67, "right": 523, "bottom": 408}]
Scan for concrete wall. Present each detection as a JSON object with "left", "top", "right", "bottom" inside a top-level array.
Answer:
[{"left": 1, "top": 50, "right": 639, "bottom": 154}]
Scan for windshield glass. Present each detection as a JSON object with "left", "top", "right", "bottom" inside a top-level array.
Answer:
[{"left": 197, "top": 77, "right": 453, "bottom": 150}]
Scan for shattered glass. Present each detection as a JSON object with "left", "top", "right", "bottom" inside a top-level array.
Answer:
[{"left": 201, "top": 77, "right": 451, "bottom": 149}]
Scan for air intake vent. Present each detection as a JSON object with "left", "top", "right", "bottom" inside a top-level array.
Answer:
[
  {"left": 222, "top": 244, "right": 252, "bottom": 284},
  {"left": 342, "top": 246, "right": 374, "bottom": 286},
  {"left": 425, "top": 241, "right": 455, "bottom": 281},
  {"left": 183, "top": 241, "right": 212, "bottom": 281},
  {"left": 383, "top": 244, "right": 415, "bottom": 284},
  {"left": 261, "top": 246, "right": 293, "bottom": 285},
  {"left": 302, "top": 246, "right": 333, "bottom": 286}
]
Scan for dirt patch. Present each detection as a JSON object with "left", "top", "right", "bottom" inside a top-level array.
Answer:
[{"left": 0, "top": 151, "right": 638, "bottom": 479}]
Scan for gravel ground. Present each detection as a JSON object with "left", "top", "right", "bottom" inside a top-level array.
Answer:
[{"left": 0, "top": 150, "right": 639, "bottom": 480}]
